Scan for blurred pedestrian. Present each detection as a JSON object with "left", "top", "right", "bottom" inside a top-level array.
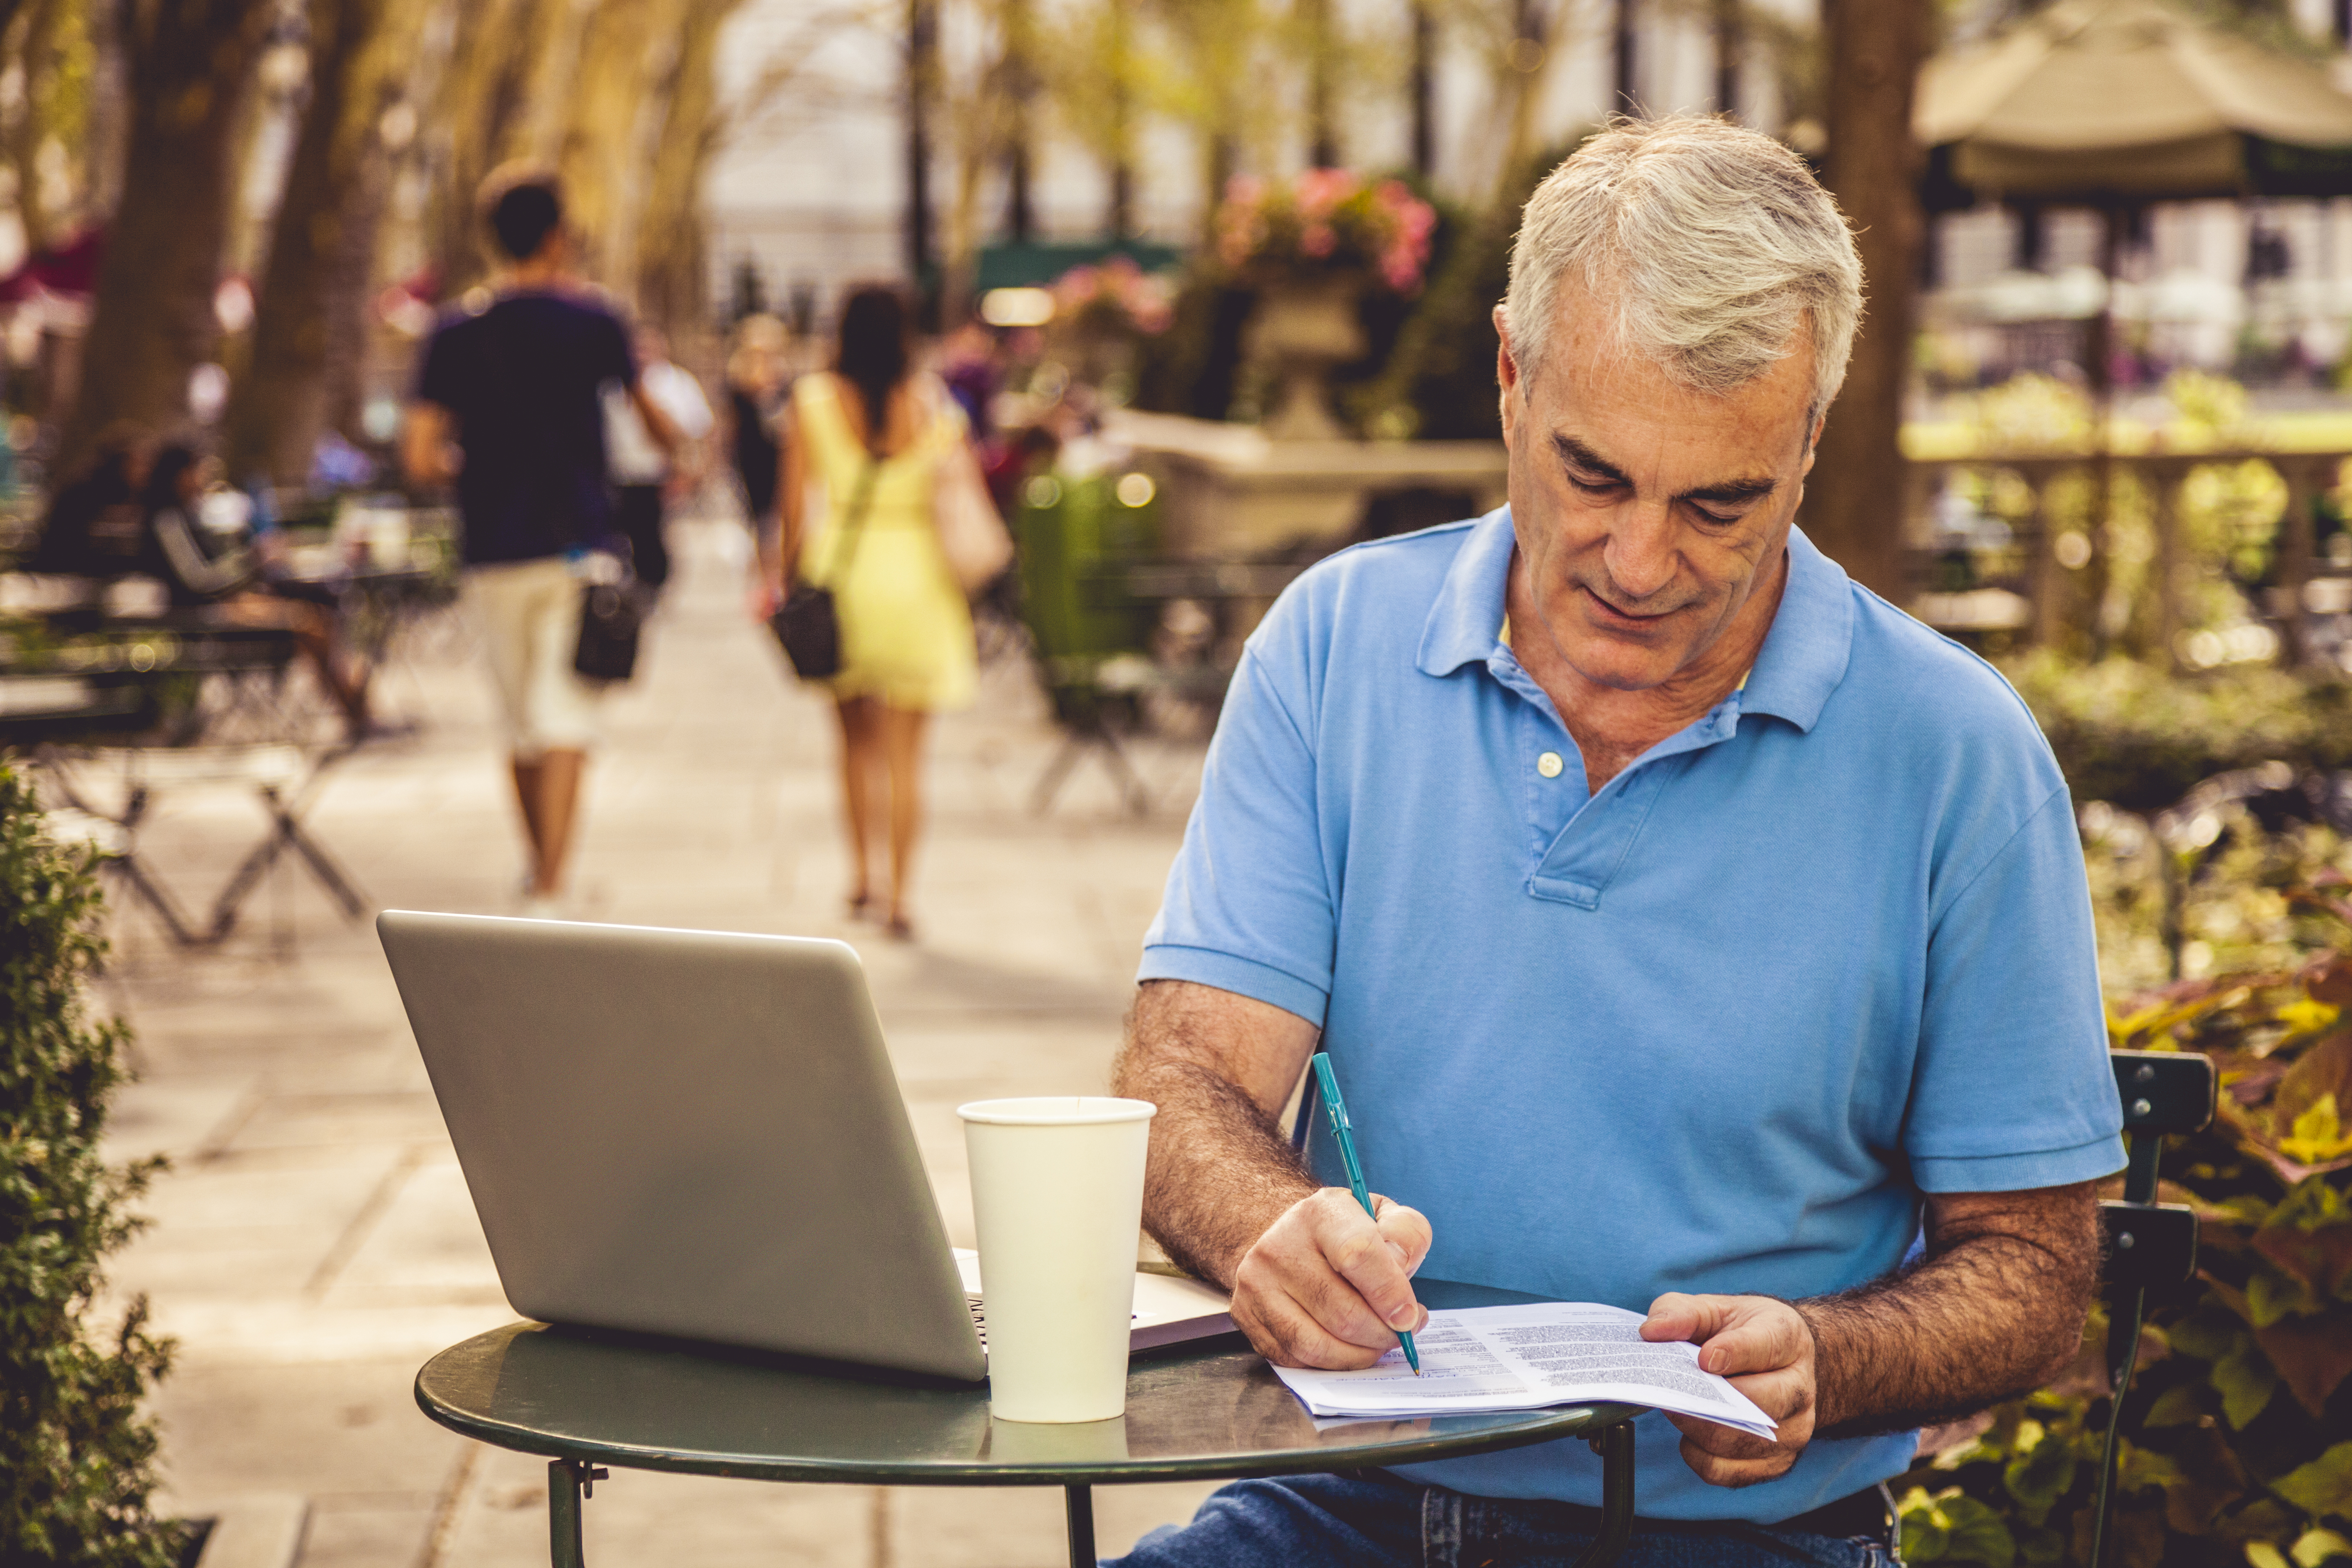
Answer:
[
  {"left": 402, "top": 163, "right": 678, "bottom": 916},
  {"left": 774, "top": 284, "right": 975, "bottom": 940},
  {"left": 725, "top": 313, "right": 787, "bottom": 567},
  {"left": 939, "top": 317, "right": 1001, "bottom": 439},
  {"left": 605, "top": 324, "right": 714, "bottom": 594}
]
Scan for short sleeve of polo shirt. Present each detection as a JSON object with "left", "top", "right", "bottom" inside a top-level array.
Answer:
[
  {"left": 593, "top": 308, "right": 636, "bottom": 387},
  {"left": 414, "top": 319, "right": 467, "bottom": 411},
  {"left": 1140, "top": 605, "right": 1335, "bottom": 1027},
  {"left": 1906, "top": 779, "right": 2120, "bottom": 1191}
]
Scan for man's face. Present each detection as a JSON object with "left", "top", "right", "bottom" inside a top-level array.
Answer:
[{"left": 1495, "top": 280, "right": 1820, "bottom": 693}]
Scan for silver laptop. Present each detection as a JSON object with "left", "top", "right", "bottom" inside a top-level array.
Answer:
[{"left": 377, "top": 911, "right": 1233, "bottom": 1381}]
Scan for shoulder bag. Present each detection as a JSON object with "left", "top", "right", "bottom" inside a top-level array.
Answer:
[
  {"left": 931, "top": 436, "right": 1014, "bottom": 595},
  {"left": 573, "top": 557, "right": 645, "bottom": 682},
  {"left": 923, "top": 377, "right": 1014, "bottom": 595},
  {"left": 768, "top": 460, "right": 878, "bottom": 681}
]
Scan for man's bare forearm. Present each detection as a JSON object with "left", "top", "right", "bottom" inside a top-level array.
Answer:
[
  {"left": 1803, "top": 1183, "right": 2099, "bottom": 1436},
  {"left": 1110, "top": 981, "right": 1320, "bottom": 1289}
]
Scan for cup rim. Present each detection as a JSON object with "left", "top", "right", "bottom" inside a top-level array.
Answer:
[{"left": 956, "top": 1095, "right": 1157, "bottom": 1126}]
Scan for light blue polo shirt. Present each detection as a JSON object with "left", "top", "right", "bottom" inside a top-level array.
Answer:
[{"left": 1138, "top": 512, "right": 2125, "bottom": 1522}]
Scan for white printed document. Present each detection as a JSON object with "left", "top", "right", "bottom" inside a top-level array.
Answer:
[{"left": 1269, "top": 1302, "right": 1777, "bottom": 1439}]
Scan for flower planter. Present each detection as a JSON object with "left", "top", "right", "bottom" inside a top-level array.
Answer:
[{"left": 1246, "top": 279, "right": 1366, "bottom": 442}]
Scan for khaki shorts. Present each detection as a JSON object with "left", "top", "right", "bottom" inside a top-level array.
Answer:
[{"left": 464, "top": 557, "right": 601, "bottom": 758}]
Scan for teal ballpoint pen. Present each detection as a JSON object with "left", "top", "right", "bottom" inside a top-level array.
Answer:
[{"left": 1308, "top": 1051, "right": 1421, "bottom": 1375}]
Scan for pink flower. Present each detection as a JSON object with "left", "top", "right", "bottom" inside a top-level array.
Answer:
[
  {"left": 1301, "top": 222, "right": 1336, "bottom": 259},
  {"left": 1295, "top": 167, "right": 1358, "bottom": 219}
]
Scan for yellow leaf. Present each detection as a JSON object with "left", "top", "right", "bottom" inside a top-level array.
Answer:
[
  {"left": 2274, "top": 998, "right": 2343, "bottom": 1039},
  {"left": 2252, "top": 1543, "right": 2292, "bottom": 1568},
  {"left": 2278, "top": 1094, "right": 2352, "bottom": 1165},
  {"left": 2293, "top": 1529, "right": 2352, "bottom": 1568}
]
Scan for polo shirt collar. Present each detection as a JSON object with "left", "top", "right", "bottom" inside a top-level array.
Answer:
[
  {"left": 1416, "top": 510, "right": 1519, "bottom": 677},
  {"left": 1740, "top": 526, "right": 1854, "bottom": 733},
  {"left": 1413, "top": 511, "right": 1854, "bottom": 733}
]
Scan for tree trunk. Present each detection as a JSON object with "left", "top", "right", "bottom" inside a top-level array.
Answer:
[
  {"left": 905, "top": 0, "right": 936, "bottom": 287},
  {"left": 1803, "top": 0, "right": 1925, "bottom": 603},
  {"left": 1613, "top": 0, "right": 1636, "bottom": 113},
  {"left": 555, "top": 0, "right": 692, "bottom": 293},
  {"left": 420, "top": 0, "right": 544, "bottom": 293},
  {"left": 1712, "top": 0, "right": 1739, "bottom": 119},
  {"left": 221, "top": 0, "right": 427, "bottom": 487},
  {"left": 1303, "top": 0, "right": 1335, "bottom": 168},
  {"left": 1409, "top": 0, "right": 1434, "bottom": 178},
  {"left": 8, "top": 0, "right": 90, "bottom": 255},
  {"left": 1001, "top": 0, "right": 1033, "bottom": 240},
  {"left": 58, "top": 0, "right": 272, "bottom": 476},
  {"left": 1105, "top": 0, "right": 1132, "bottom": 237},
  {"left": 1496, "top": 0, "right": 1558, "bottom": 201},
  {"left": 632, "top": 0, "right": 742, "bottom": 340}
]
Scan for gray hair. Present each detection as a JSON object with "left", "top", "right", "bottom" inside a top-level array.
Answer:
[{"left": 1502, "top": 116, "right": 1865, "bottom": 428}]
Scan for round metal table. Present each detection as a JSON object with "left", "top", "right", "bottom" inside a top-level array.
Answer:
[{"left": 415, "top": 1281, "right": 1641, "bottom": 1568}]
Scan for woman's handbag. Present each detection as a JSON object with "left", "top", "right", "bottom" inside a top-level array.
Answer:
[
  {"left": 767, "top": 462, "right": 877, "bottom": 681},
  {"left": 931, "top": 435, "right": 1014, "bottom": 595},
  {"left": 573, "top": 555, "right": 645, "bottom": 683}
]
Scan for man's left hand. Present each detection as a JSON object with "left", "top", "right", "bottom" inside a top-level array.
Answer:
[{"left": 1641, "top": 1293, "right": 1818, "bottom": 1487}]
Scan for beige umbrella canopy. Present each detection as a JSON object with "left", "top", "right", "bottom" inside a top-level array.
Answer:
[{"left": 1917, "top": 0, "right": 2352, "bottom": 201}]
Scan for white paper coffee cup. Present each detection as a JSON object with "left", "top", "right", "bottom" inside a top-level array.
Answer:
[{"left": 958, "top": 1096, "right": 1156, "bottom": 1423}]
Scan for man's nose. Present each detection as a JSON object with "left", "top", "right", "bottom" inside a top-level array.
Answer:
[{"left": 1602, "top": 498, "right": 1678, "bottom": 602}]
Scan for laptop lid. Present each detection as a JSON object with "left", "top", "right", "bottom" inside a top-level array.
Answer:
[{"left": 377, "top": 911, "right": 987, "bottom": 1381}]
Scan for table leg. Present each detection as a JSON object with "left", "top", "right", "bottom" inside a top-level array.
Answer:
[
  {"left": 1570, "top": 1420, "right": 1637, "bottom": 1568},
  {"left": 548, "top": 1459, "right": 607, "bottom": 1568},
  {"left": 1064, "top": 1483, "right": 1096, "bottom": 1568}
]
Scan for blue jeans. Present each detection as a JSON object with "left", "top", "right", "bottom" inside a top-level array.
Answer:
[{"left": 1108, "top": 1471, "right": 1895, "bottom": 1568}]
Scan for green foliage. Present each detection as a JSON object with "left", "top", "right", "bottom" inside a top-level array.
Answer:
[
  {"left": 1889, "top": 904, "right": 2352, "bottom": 1568},
  {"left": 0, "top": 763, "right": 182, "bottom": 1567},
  {"left": 2001, "top": 654, "right": 2352, "bottom": 814}
]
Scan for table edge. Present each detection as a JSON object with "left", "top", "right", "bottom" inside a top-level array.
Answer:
[{"left": 411, "top": 1340, "right": 1645, "bottom": 1486}]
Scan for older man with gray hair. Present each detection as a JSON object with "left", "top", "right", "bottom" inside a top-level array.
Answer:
[{"left": 1109, "top": 117, "right": 2123, "bottom": 1567}]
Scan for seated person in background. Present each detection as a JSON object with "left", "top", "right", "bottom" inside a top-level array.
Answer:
[
  {"left": 30, "top": 423, "right": 151, "bottom": 581},
  {"left": 139, "top": 442, "right": 374, "bottom": 740},
  {"left": 1110, "top": 116, "right": 2126, "bottom": 1568}
]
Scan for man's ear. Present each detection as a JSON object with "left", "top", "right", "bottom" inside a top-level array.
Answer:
[
  {"left": 1799, "top": 412, "right": 1825, "bottom": 477},
  {"left": 1493, "top": 305, "right": 1521, "bottom": 449}
]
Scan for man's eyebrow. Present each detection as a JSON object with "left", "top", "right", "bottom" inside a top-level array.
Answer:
[
  {"left": 1682, "top": 475, "right": 1779, "bottom": 506},
  {"left": 1550, "top": 431, "right": 1779, "bottom": 508},
  {"left": 1549, "top": 434, "right": 1629, "bottom": 485}
]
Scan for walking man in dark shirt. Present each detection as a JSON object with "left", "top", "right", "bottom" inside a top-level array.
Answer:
[{"left": 402, "top": 165, "right": 677, "bottom": 916}]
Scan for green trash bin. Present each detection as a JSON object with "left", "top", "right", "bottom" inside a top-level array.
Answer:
[
  {"left": 1014, "top": 471, "right": 1159, "bottom": 675},
  {"left": 1013, "top": 470, "right": 1162, "bottom": 814}
]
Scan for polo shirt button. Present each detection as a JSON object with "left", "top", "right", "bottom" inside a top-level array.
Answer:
[{"left": 1537, "top": 751, "right": 1564, "bottom": 779}]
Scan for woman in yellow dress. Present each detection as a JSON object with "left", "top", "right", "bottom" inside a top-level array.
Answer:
[{"left": 776, "top": 285, "right": 977, "bottom": 939}]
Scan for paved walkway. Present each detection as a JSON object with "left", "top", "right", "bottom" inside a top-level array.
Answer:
[{"left": 93, "top": 511, "right": 1227, "bottom": 1567}]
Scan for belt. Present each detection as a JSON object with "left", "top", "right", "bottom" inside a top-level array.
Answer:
[
  {"left": 1773, "top": 1488, "right": 1893, "bottom": 1539},
  {"left": 1481, "top": 1486, "right": 1890, "bottom": 1541}
]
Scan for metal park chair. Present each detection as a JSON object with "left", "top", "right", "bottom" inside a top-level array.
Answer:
[
  {"left": 2090, "top": 1048, "right": 2216, "bottom": 1568},
  {"left": 33, "top": 740, "right": 368, "bottom": 949}
]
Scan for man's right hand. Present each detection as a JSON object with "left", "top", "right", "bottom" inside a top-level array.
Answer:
[{"left": 1230, "top": 1187, "right": 1431, "bottom": 1369}]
